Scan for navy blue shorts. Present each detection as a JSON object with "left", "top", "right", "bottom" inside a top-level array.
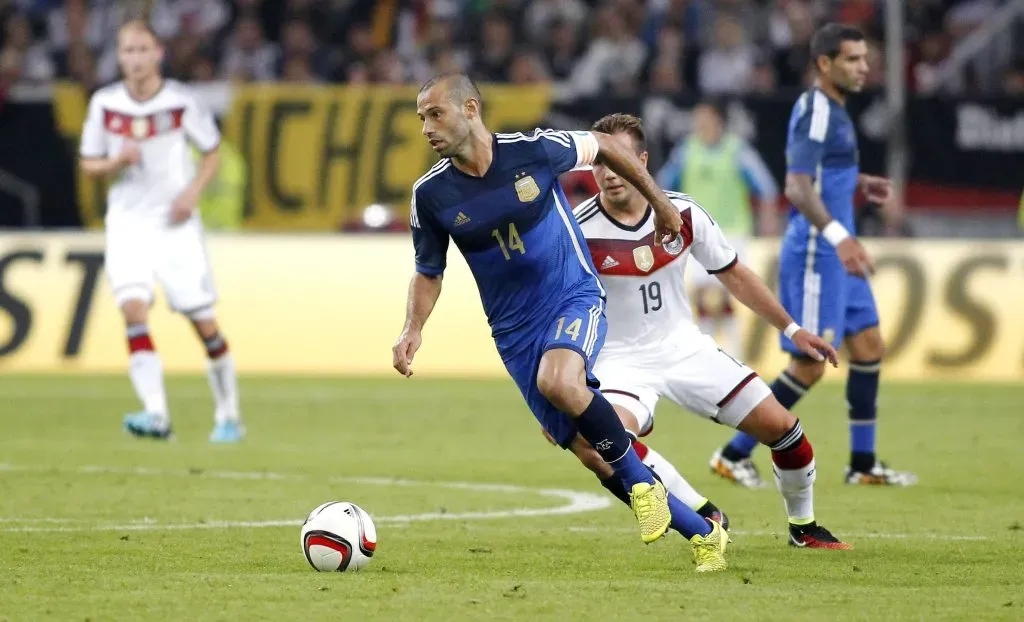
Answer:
[
  {"left": 778, "top": 244, "right": 880, "bottom": 354},
  {"left": 499, "top": 296, "right": 606, "bottom": 449}
]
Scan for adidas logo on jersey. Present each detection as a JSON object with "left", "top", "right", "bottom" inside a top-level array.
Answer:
[
  {"left": 453, "top": 212, "right": 471, "bottom": 226},
  {"left": 600, "top": 256, "right": 619, "bottom": 270}
]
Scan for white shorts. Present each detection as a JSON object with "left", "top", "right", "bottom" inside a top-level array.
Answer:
[
  {"left": 594, "top": 333, "right": 772, "bottom": 433},
  {"left": 105, "top": 216, "right": 217, "bottom": 315},
  {"left": 688, "top": 235, "right": 747, "bottom": 289}
]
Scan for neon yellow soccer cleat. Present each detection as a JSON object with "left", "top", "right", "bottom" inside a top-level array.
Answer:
[
  {"left": 690, "top": 519, "right": 729, "bottom": 573},
  {"left": 629, "top": 480, "right": 671, "bottom": 544}
]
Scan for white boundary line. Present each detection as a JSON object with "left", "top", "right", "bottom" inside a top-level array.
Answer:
[
  {"left": 0, "top": 463, "right": 612, "bottom": 533},
  {"left": 566, "top": 526, "right": 990, "bottom": 542}
]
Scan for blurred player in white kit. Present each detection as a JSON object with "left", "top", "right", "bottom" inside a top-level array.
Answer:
[{"left": 78, "top": 21, "right": 243, "bottom": 442}]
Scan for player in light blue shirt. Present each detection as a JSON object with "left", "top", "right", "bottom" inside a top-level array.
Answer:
[
  {"left": 392, "top": 73, "right": 728, "bottom": 571},
  {"left": 713, "top": 24, "right": 918, "bottom": 488}
]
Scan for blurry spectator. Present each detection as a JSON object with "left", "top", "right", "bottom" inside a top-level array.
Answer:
[
  {"left": 750, "top": 58, "right": 777, "bottom": 94},
  {"left": 543, "top": 18, "right": 579, "bottom": 80},
  {"left": 150, "top": 0, "right": 229, "bottom": 40},
  {"left": 472, "top": 13, "right": 515, "bottom": 82},
  {"left": 166, "top": 34, "right": 203, "bottom": 81},
  {"left": 697, "top": 14, "right": 755, "bottom": 95},
  {"left": 65, "top": 40, "right": 98, "bottom": 91},
  {"left": 1, "top": 12, "right": 54, "bottom": 83},
  {"left": 277, "top": 19, "right": 330, "bottom": 79},
  {"left": 335, "top": 21, "right": 375, "bottom": 81},
  {"left": 220, "top": 16, "right": 278, "bottom": 81},
  {"left": 864, "top": 39, "right": 885, "bottom": 90},
  {"left": 190, "top": 53, "right": 218, "bottom": 81},
  {"left": 523, "top": 0, "right": 587, "bottom": 45},
  {"left": 428, "top": 47, "right": 467, "bottom": 76},
  {"left": 912, "top": 30, "right": 949, "bottom": 93},
  {"left": 648, "top": 57, "right": 684, "bottom": 94},
  {"left": 769, "top": 0, "right": 814, "bottom": 89},
  {"left": 282, "top": 55, "right": 321, "bottom": 83},
  {"left": 508, "top": 49, "right": 550, "bottom": 85},
  {"left": 1002, "top": 62, "right": 1024, "bottom": 96},
  {"left": 369, "top": 50, "right": 406, "bottom": 84},
  {"left": 561, "top": 4, "right": 646, "bottom": 98}
]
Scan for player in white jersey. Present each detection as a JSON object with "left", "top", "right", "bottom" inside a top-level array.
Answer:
[
  {"left": 568, "top": 114, "right": 850, "bottom": 549},
  {"left": 78, "top": 21, "right": 243, "bottom": 442}
]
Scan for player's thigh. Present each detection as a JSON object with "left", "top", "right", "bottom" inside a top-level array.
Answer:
[
  {"left": 661, "top": 336, "right": 769, "bottom": 428},
  {"left": 157, "top": 218, "right": 218, "bottom": 316},
  {"left": 778, "top": 249, "right": 846, "bottom": 353},
  {"left": 105, "top": 223, "right": 157, "bottom": 309},
  {"left": 843, "top": 275, "right": 884, "bottom": 359},
  {"left": 592, "top": 356, "right": 659, "bottom": 438},
  {"left": 501, "top": 340, "right": 579, "bottom": 450}
]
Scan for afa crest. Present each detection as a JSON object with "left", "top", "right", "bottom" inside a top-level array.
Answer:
[
  {"left": 632, "top": 246, "right": 654, "bottom": 273},
  {"left": 514, "top": 174, "right": 540, "bottom": 203}
]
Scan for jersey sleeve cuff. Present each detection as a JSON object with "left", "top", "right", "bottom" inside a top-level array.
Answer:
[
  {"left": 572, "top": 131, "right": 599, "bottom": 168},
  {"left": 415, "top": 264, "right": 445, "bottom": 277},
  {"left": 705, "top": 254, "right": 738, "bottom": 274}
]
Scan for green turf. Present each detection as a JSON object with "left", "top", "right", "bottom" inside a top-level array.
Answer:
[{"left": 1, "top": 376, "right": 1022, "bottom": 621}]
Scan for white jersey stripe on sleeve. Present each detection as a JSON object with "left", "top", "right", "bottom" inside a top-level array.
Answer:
[
  {"left": 809, "top": 90, "right": 830, "bottom": 143},
  {"left": 551, "top": 189, "right": 605, "bottom": 297}
]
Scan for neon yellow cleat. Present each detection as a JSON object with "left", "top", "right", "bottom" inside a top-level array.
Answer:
[
  {"left": 690, "top": 520, "right": 729, "bottom": 573},
  {"left": 629, "top": 480, "right": 671, "bottom": 544}
]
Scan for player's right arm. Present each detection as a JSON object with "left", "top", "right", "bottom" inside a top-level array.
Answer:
[
  {"left": 78, "top": 95, "right": 139, "bottom": 177},
  {"left": 786, "top": 93, "right": 872, "bottom": 277},
  {"left": 393, "top": 189, "right": 449, "bottom": 378}
]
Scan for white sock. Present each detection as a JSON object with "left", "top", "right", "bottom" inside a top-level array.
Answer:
[
  {"left": 641, "top": 445, "right": 707, "bottom": 510},
  {"left": 773, "top": 458, "right": 816, "bottom": 524},
  {"left": 129, "top": 351, "right": 168, "bottom": 424},
  {"left": 208, "top": 353, "right": 240, "bottom": 424}
]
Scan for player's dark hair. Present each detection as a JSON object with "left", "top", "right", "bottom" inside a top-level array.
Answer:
[
  {"left": 419, "top": 73, "right": 484, "bottom": 109},
  {"left": 591, "top": 113, "right": 646, "bottom": 154},
  {"left": 810, "top": 23, "right": 865, "bottom": 69}
]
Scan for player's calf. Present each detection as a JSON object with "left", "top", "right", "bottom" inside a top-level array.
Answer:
[
  {"left": 190, "top": 312, "right": 243, "bottom": 442},
  {"left": 120, "top": 300, "right": 170, "bottom": 438}
]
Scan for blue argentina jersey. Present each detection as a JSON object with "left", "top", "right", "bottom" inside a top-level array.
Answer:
[
  {"left": 783, "top": 88, "right": 860, "bottom": 253},
  {"left": 411, "top": 129, "right": 604, "bottom": 351}
]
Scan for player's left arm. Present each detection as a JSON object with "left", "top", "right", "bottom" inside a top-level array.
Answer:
[
  {"left": 172, "top": 93, "right": 222, "bottom": 224},
  {"left": 539, "top": 128, "right": 681, "bottom": 245},
  {"left": 737, "top": 141, "right": 780, "bottom": 236},
  {"left": 688, "top": 205, "right": 837, "bottom": 365}
]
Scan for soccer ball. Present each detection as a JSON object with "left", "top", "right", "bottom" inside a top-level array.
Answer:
[{"left": 300, "top": 502, "right": 377, "bottom": 572}]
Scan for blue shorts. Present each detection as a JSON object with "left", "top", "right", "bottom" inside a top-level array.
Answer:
[
  {"left": 778, "top": 246, "right": 879, "bottom": 355},
  {"left": 498, "top": 295, "right": 606, "bottom": 449}
]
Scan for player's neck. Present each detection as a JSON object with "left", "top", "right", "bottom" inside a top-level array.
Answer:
[
  {"left": 601, "top": 193, "right": 648, "bottom": 227},
  {"left": 815, "top": 78, "right": 846, "bottom": 106},
  {"left": 126, "top": 74, "right": 164, "bottom": 102},
  {"left": 451, "top": 130, "right": 494, "bottom": 178}
]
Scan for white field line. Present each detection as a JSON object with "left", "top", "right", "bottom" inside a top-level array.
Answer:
[
  {"left": 0, "top": 463, "right": 611, "bottom": 533},
  {"left": 566, "top": 526, "right": 991, "bottom": 542}
]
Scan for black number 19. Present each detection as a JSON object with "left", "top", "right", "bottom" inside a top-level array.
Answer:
[{"left": 639, "top": 281, "right": 662, "bottom": 314}]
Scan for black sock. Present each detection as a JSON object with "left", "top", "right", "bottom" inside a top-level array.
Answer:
[
  {"left": 600, "top": 476, "right": 631, "bottom": 507},
  {"left": 575, "top": 390, "right": 632, "bottom": 463}
]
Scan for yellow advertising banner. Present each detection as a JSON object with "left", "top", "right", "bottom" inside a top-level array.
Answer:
[{"left": 1, "top": 234, "right": 1022, "bottom": 382}]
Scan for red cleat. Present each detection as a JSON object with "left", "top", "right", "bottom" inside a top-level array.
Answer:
[{"left": 789, "top": 523, "right": 852, "bottom": 550}]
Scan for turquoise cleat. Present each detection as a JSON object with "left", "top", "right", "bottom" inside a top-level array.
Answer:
[
  {"left": 209, "top": 420, "right": 246, "bottom": 443},
  {"left": 123, "top": 412, "right": 172, "bottom": 439}
]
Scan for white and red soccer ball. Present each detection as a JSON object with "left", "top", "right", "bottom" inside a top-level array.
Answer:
[{"left": 301, "top": 502, "right": 377, "bottom": 572}]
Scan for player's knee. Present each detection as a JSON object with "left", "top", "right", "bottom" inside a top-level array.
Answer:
[
  {"left": 536, "top": 359, "right": 587, "bottom": 412},
  {"left": 738, "top": 396, "right": 797, "bottom": 445},
  {"left": 788, "top": 357, "right": 826, "bottom": 386},
  {"left": 850, "top": 329, "right": 886, "bottom": 362},
  {"left": 121, "top": 299, "right": 149, "bottom": 325},
  {"left": 191, "top": 316, "right": 220, "bottom": 340}
]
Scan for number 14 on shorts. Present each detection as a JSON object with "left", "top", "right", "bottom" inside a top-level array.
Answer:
[{"left": 554, "top": 316, "right": 583, "bottom": 341}]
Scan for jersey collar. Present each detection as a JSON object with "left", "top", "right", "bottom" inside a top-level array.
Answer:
[{"left": 596, "top": 195, "right": 652, "bottom": 232}]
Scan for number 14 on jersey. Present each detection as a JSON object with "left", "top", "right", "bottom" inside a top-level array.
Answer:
[{"left": 492, "top": 222, "right": 525, "bottom": 260}]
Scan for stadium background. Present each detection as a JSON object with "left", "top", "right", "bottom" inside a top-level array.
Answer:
[{"left": 0, "top": 0, "right": 1022, "bottom": 382}]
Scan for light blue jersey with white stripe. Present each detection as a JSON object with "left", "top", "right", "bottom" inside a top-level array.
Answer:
[{"left": 410, "top": 128, "right": 604, "bottom": 354}]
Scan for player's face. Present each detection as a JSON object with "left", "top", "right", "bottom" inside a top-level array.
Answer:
[
  {"left": 823, "top": 40, "right": 868, "bottom": 93},
  {"left": 593, "top": 132, "right": 648, "bottom": 207},
  {"left": 417, "top": 86, "right": 472, "bottom": 158},
  {"left": 117, "top": 28, "right": 163, "bottom": 82},
  {"left": 693, "top": 106, "right": 723, "bottom": 146}
]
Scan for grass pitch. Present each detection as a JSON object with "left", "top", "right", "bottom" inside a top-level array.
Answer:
[{"left": 1, "top": 375, "right": 1022, "bottom": 621}]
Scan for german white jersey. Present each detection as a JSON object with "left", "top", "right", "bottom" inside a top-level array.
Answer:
[
  {"left": 574, "top": 191, "right": 738, "bottom": 359},
  {"left": 80, "top": 79, "right": 220, "bottom": 224}
]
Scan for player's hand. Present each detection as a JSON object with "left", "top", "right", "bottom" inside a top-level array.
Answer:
[
  {"left": 169, "top": 188, "right": 198, "bottom": 224},
  {"left": 859, "top": 175, "right": 892, "bottom": 204},
  {"left": 392, "top": 328, "right": 422, "bottom": 378},
  {"left": 652, "top": 201, "right": 683, "bottom": 247},
  {"left": 835, "top": 237, "right": 874, "bottom": 278},
  {"left": 117, "top": 140, "right": 141, "bottom": 167},
  {"left": 790, "top": 329, "right": 839, "bottom": 367}
]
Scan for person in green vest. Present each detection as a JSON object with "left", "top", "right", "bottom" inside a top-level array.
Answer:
[
  {"left": 656, "top": 98, "right": 779, "bottom": 358},
  {"left": 193, "top": 139, "right": 247, "bottom": 231}
]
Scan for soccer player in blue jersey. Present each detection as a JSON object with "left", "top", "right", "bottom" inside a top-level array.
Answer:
[
  {"left": 392, "top": 73, "right": 727, "bottom": 571},
  {"left": 712, "top": 24, "right": 918, "bottom": 487}
]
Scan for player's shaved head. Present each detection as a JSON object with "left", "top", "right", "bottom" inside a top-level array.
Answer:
[{"left": 419, "top": 73, "right": 483, "bottom": 110}]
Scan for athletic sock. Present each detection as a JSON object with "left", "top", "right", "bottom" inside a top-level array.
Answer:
[
  {"left": 668, "top": 492, "right": 712, "bottom": 538},
  {"left": 769, "top": 419, "right": 816, "bottom": 525},
  {"left": 723, "top": 370, "right": 809, "bottom": 461},
  {"left": 576, "top": 390, "right": 654, "bottom": 489},
  {"left": 202, "top": 332, "right": 239, "bottom": 424},
  {"left": 848, "top": 359, "right": 881, "bottom": 472},
  {"left": 126, "top": 324, "right": 168, "bottom": 424},
  {"left": 634, "top": 440, "right": 707, "bottom": 510}
]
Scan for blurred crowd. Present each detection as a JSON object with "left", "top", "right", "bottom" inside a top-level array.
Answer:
[{"left": 0, "top": 0, "right": 1021, "bottom": 97}]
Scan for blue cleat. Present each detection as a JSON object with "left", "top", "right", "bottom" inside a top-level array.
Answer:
[
  {"left": 209, "top": 420, "right": 245, "bottom": 443},
  {"left": 123, "top": 412, "right": 172, "bottom": 439}
]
